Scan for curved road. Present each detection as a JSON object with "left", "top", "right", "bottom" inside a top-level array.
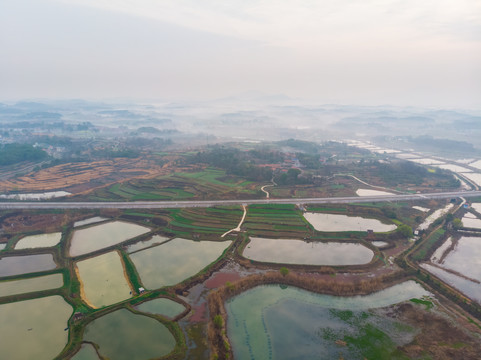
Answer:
[{"left": 0, "top": 191, "right": 480, "bottom": 209}]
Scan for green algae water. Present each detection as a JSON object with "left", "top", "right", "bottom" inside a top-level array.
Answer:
[
  {"left": 0, "top": 273, "right": 63, "bottom": 297},
  {"left": 69, "top": 221, "right": 150, "bottom": 256},
  {"left": 136, "top": 297, "right": 186, "bottom": 319},
  {"left": 83, "top": 309, "right": 175, "bottom": 360},
  {"left": 130, "top": 238, "right": 231, "bottom": 289},
  {"left": 226, "top": 281, "right": 428, "bottom": 359},
  {"left": 243, "top": 237, "right": 373, "bottom": 265},
  {"left": 0, "top": 295, "right": 72, "bottom": 360}
]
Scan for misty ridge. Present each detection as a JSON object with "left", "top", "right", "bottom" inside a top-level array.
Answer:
[{"left": 1, "top": 95, "right": 481, "bottom": 158}]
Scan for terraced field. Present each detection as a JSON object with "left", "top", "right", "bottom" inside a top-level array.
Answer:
[
  {"left": 243, "top": 204, "right": 311, "bottom": 238},
  {"left": 88, "top": 168, "right": 259, "bottom": 201},
  {"left": 0, "top": 158, "right": 163, "bottom": 192},
  {"left": 166, "top": 206, "right": 244, "bottom": 237}
]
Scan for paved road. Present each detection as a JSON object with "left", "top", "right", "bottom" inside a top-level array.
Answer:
[{"left": 0, "top": 191, "right": 480, "bottom": 209}]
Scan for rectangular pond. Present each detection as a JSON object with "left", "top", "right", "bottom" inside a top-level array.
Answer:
[
  {"left": 303, "top": 212, "right": 396, "bottom": 232},
  {"left": 423, "top": 236, "right": 481, "bottom": 304},
  {"left": 73, "top": 216, "right": 108, "bottom": 228},
  {"left": 226, "top": 281, "right": 429, "bottom": 360},
  {"left": 417, "top": 203, "right": 453, "bottom": 231},
  {"left": 0, "top": 295, "right": 72, "bottom": 360},
  {"left": 135, "top": 298, "right": 186, "bottom": 319},
  {"left": 126, "top": 235, "right": 170, "bottom": 254},
  {"left": 243, "top": 237, "right": 374, "bottom": 265},
  {"left": 356, "top": 189, "right": 393, "bottom": 196},
  {"left": 0, "top": 273, "right": 63, "bottom": 297},
  {"left": 0, "top": 254, "right": 57, "bottom": 277},
  {"left": 69, "top": 221, "right": 150, "bottom": 257},
  {"left": 461, "top": 215, "right": 481, "bottom": 229},
  {"left": 130, "top": 238, "right": 231, "bottom": 289},
  {"left": 441, "top": 237, "right": 481, "bottom": 281},
  {"left": 76, "top": 251, "right": 132, "bottom": 308},
  {"left": 14, "top": 232, "right": 62, "bottom": 249}
]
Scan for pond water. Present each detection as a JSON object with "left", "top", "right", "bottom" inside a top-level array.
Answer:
[
  {"left": 243, "top": 238, "right": 373, "bottom": 265},
  {"left": 76, "top": 251, "right": 132, "bottom": 308},
  {"left": 423, "top": 236, "right": 481, "bottom": 304},
  {"left": 0, "top": 191, "right": 71, "bottom": 200},
  {"left": 442, "top": 237, "right": 481, "bottom": 281},
  {"left": 459, "top": 173, "right": 481, "bottom": 187},
  {"left": 470, "top": 203, "right": 481, "bottom": 214},
  {"left": 303, "top": 213, "right": 396, "bottom": 232},
  {"left": 83, "top": 309, "right": 175, "bottom": 360},
  {"left": 14, "top": 232, "right": 62, "bottom": 249},
  {"left": 69, "top": 221, "right": 150, "bottom": 257},
  {"left": 0, "top": 254, "right": 57, "bottom": 277},
  {"left": 0, "top": 243, "right": 6, "bottom": 251},
  {"left": 226, "top": 281, "right": 428, "bottom": 360},
  {"left": 412, "top": 206, "right": 429, "bottom": 213},
  {"left": 73, "top": 217, "right": 107, "bottom": 228},
  {"left": 136, "top": 298, "right": 186, "bottom": 319},
  {"left": 417, "top": 204, "right": 453, "bottom": 231},
  {"left": 356, "top": 189, "right": 393, "bottom": 196},
  {"left": 70, "top": 343, "right": 100, "bottom": 360},
  {"left": 130, "top": 238, "right": 231, "bottom": 289},
  {"left": 395, "top": 153, "right": 420, "bottom": 159},
  {"left": 0, "top": 295, "right": 73, "bottom": 360},
  {"left": 126, "top": 235, "right": 170, "bottom": 254},
  {"left": 431, "top": 237, "right": 452, "bottom": 263},
  {"left": 0, "top": 273, "right": 63, "bottom": 297},
  {"left": 469, "top": 160, "right": 481, "bottom": 169},
  {"left": 435, "top": 164, "right": 473, "bottom": 173},
  {"left": 461, "top": 215, "right": 481, "bottom": 229},
  {"left": 422, "top": 263, "right": 481, "bottom": 304},
  {"left": 371, "top": 241, "right": 388, "bottom": 247},
  {"left": 409, "top": 158, "right": 444, "bottom": 165}
]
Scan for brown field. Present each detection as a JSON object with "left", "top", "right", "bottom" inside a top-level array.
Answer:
[{"left": 0, "top": 157, "right": 168, "bottom": 193}]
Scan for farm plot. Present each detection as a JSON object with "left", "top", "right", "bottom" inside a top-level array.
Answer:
[
  {"left": 166, "top": 206, "right": 244, "bottom": 237},
  {"left": 243, "top": 204, "right": 310, "bottom": 238},
  {"left": 0, "top": 158, "right": 163, "bottom": 193},
  {"left": 89, "top": 168, "right": 257, "bottom": 201}
]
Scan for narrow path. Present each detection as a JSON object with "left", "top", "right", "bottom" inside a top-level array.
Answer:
[
  {"left": 221, "top": 204, "right": 247, "bottom": 238},
  {"left": 260, "top": 178, "right": 277, "bottom": 199}
]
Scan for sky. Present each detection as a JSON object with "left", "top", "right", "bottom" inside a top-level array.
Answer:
[{"left": 1, "top": 0, "right": 480, "bottom": 108}]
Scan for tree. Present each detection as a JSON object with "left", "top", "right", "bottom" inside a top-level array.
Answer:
[
  {"left": 452, "top": 218, "right": 463, "bottom": 230},
  {"left": 397, "top": 224, "right": 413, "bottom": 238},
  {"left": 280, "top": 267, "right": 289, "bottom": 276}
]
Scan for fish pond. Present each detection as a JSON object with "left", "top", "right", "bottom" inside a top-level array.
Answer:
[
  {"left": 69, "top": 221, "right": 150, "bottom": 257},
  {"left": 0, "top": 254, "right": 57, "bottom": 277},
  {"left": 83, "top": 308, "right": 175, "bottom": 360},
  {"left": 303, "top": 212, "right": 396, "bottom": 232},
  {"left": 423, "top": 236, "right": 481, "bottom": 303},
  {"left": 130, "top": 238, "right": 231, "bottom": 289},
  {"left": 126, "top": 235, "right": 169, "bottom": 254},
  {"left": 0, "top": 273, "right": 63, "bottom": 297},
  {"left": 226, "top": 281, "right": 429, "bottom": 360},
  {"left": 0, "top": 295, "right": 72, "bottom": 360},
  {"left": 70, "top": 343, "right": 100, "bottom": 360},
  {"left": 243, "top": 237, "right": 374, "bottom": 265},
  {"left": 14, "top": 232, "right": 62, "bottom": 249},
  {"left": 356, "top": 189, "right": 393, "bottom": 196},
  {"left": 76, "top": 251, "right": 132, "bottom": 308},
  {"left": 136, "top": 297, "right": 186, "bottom": 319},
  {"left": 73, "top": 216, "right": 108, "bottom": 228},
  {"left": 422, "top": 263, "right": 481, "bottom": 304}
]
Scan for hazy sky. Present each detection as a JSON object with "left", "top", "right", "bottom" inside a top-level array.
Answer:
[{"left": 1, "top": 0, "right": 480, "bottom": 107}]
